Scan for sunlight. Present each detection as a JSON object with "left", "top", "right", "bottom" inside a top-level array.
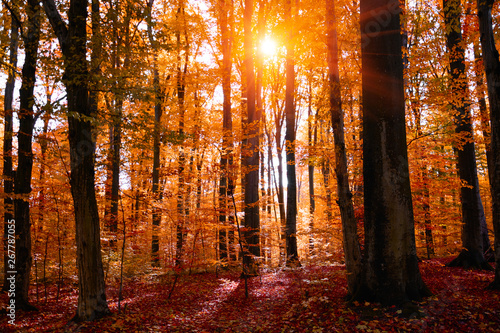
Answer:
[{"left": 260, "top": 37, "right": 277, "bottom": 57}]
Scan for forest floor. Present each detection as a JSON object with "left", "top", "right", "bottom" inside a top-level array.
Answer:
[{"left": 0, "top": 257, "right": 499, "bottom": 332}]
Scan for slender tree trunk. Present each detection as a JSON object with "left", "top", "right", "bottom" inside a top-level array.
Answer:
[
  {"left": 284, "top": 0, "right": 300, "bottom": 267},
  {"left": 444, "top": 0, "right": 491, "bottom": 269},
  {"left": 175, "top": 1, "right": 189, "bottom": 267},
  {"left": 13, "top": 0, "right": 41, "bottom": 311},
  {"left": 410, "top": 82, "right": 435, "bottom": 258},
  {"left": 2, "top": 12, "right": 18, "bottom": 293},
  {"left": 474, "top": 41, "right": 492, "bottom": 183},
  {"left": 275, "top": 115, "right": 286, "bottom": 264},
  {"left": 322, "top": 157, "right": 333, "bottom": 223},
  {"left": 355, "top": 0, "right": 430, "bottom": 304},
  {"left": 476, "top": 0, "right": 500, "bottom": 288},
  {"left": 242, "top": 0, "right": 260, "bottom": 276},
  {"left": 150, "top": 63, "right": 163, "bottom": 266},
  {"left": 473, "top": 41, "right": 494, "bottom": 257},
  {"left": 147, "top": 0, "right": 164, "bottom": 266},
  {"left": 43, "top": 0, "right": 110, "bottom": 321},
  {"left": 423, "top": 171, "right": 435, "bottom": 258},
  {"left": 307, "top": 83, "right": 316, "bottom": 255},
  {"left": 326, "top": 0, "right": 361, "bottom": 294},
  {"left": 218, "top": 0, "right": 234, "bottom": 264}
]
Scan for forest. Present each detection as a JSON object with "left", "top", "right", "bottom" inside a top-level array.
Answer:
[{"left": 0, "top": 0, "right": 500, "bottom": 331}]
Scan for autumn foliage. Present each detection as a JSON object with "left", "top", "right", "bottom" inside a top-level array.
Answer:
[{"left": 0, "top": 0, "right": 500, "bottom": 331}]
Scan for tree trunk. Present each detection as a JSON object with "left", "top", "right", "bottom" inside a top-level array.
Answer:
[
  {"left": 13, "top": 0, "right": 41, "bottom": 311},
  {"left": 2, "top": 12, "right": 18, "bottom": 293},
  {"left": 476, "top": 0, "right": 500, "bottom": 288},
  {"left": 473, "top": 41, "right": 494, "bottom": 258},
  {"left": 218, "top": 0, "right": 235, "bottom": 264},
  {"left": 326, "top": 0, "right": 361, "bottom": 294},
  {"left": 147, "top": 0, "right": 164, "bottom": 267},
  {"left": 423, "top": 171, "right": 435, "bottom": 259},
  {"left": 444, "top": 0, "right": 491, "bottom": 270},
  {"left": 307, "top": 84, "right": 316, "bottom": 255},
  {"left": 410, "top": 75, "right": 435, "bottom": 258},
  {"left": 275, "top": 114, "right": 286, "bottom": 264},
  {"left": 284, "top": 0, "right": 300, "bottom": 267},
  {"left": 242, "top": 0, "right": 260, "bottom": 276},
  {"left": 43, "top": 0, "right": 110, "bottom": 321},
  {"left": 356, "top": 0, "right": 430, "bottom": 304},
  {"left": 175, "top": 1, "right": 189, "bottom": 268}
]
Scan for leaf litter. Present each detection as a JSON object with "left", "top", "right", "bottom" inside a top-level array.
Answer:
[{"left": 0, "top": 258, "right": 499, "bottom": 332}]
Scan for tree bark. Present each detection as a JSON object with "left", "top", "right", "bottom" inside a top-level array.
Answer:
[
  {"left": 2, "top": 11, "right": 18, "bottom": 293},
  {"left": 473, "top": 41, "right": 494, "bottom": 258},
  {"left": 284, "top": 0, "right": 300, "bottom": 267},
  {"left": 275, "top": 109, "right": 286, "bottom": 264},
  {"left": 477, "top": 0, "right": 500, "bottom": 288},
  {"left": 43, "top": 0, "right": 110, "bottom": 321},
  {"left": 444, "top": 0, "right": 491, "bottom": 270},
  {"left": 218, "top": 0, "right": 235, "bottom": 264},
  {"left": 13, "top": 0, "right": 41, "bottom": 311},
  {"left": 175, "top": 1, "right": 189, "bottom": 268},
  {"left": 242, "top": 0, "right": 260, "bottom": 276},
  {"left": 326, "top": 0, "right": 361, "bottom": 294},
  {"left": 307, "top": 83, "right": 316, "bottom": 255},
  {"left": 147, "top": 0, "right": 164, "bottom": 266},
  {"left": 356, "top": 0, "right": 430, "bottom": 304}
]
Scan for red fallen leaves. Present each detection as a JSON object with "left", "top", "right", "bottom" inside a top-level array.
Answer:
[{"left": 0, "top": 257, "right": 499, "bottom": 332}]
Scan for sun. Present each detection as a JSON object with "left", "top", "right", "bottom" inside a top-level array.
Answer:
[{"left": 260, "top": 37, "right": 277, "bottom": 57}]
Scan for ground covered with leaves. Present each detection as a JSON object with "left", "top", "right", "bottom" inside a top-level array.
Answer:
[{"left": 1, "top": 257, "right": 499, "bottom": 332}]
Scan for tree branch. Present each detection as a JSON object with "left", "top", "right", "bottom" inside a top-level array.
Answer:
[
  {"left": 2, "top": 0, "right": 24, "bottom": 37},
  {"left": 42, "top": 0, "right": 68, "bottom": 51}
]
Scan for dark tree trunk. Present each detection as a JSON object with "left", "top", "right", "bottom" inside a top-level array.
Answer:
[
  {"left": 13, "top": 0, "right": 41, "bottom": 311},
  {"left": 409, "top": 76, "right": 435, "bottom": 258},
  {"left": 150, "top": 68, "right": 162, "bottom": 266},
  {"left": 356, "top": 0, "right": 430, "bottom": 304},
  {"left": 175, "top": 1, "right": 189, "bottom": 268},
  {"left": 151, "top": 60, "right": 162, "bottom": 265},
  {"left": 284, "top": 0, "right": 300, "bottom": 267},
  {"left": 43, "top": 0, "right": 110, "bottom": 321},
  {"left": 147, "top": 0, "right": 163, "bottom": 267},
  {"left": 322, "top": 158, "right": 333, "bottom": 223},
  {"left": 110, "top": 101, "right": 122, "bottom": 237},
  {"left": 473, "top": 41, "right": 494, "bottom": 258},
  {"left": 242, "top": 0, "right": 260, "bottom": 276},
  {"left": 307, "top": 85, "right": 316, "bottom": 255},
  {"left": 476, "top": 0, "right": 500, "bottom": 288},
  {"left": 444, "top": 0, "right": 491, "bottom": 270},
  {"left": 423, "top": 172, "right": 435, "bottom": 259},
  {"left": 2, "top": 12, "right": 18, "bottom": 293},
  {"left": 474, "top": 40, "right": 492, "bottom": 184},
  {"left": 275, "top": 113, "right": 286, "bottom": 264},
  {"left": 326, "top": 0, "right": 361, "bottom": 294},
  {"left": 218, "top": 0, "right": 235, "bottom": 264}
]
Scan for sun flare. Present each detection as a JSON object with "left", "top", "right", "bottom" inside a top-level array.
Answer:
[{"left": 260, "top": 37, "right": 277, "bottom": 57}]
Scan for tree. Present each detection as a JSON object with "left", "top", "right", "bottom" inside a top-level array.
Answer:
[
  {"left": 147, "top": 0, "right": 164, "bottom": 267},
  {"left": 43, "top": 0, "right": 110, "bottom": 321},
  {"left": 476, "top": 0, "right": 500, "bottom": 288},
  {"left": 284, "top": 0, "right": 300, "bottom": 267},
  {"left": 175, "top": 0, "right": 190, "bottom": 267},
  {"left": 218, "top": 0, "right": 236, "bottom": 264},
  {"left": 2, "top": 4, "right": 18, "bottom": 293},
  {"left": 326, "top": 0, "right": 361, "bottom": 294},
  {"left": 104, "top": 0, "right": 131, "bottom": 248},
  {"left": 355, "top": 0, "right": 430, "bottom": 304},
  {"left": 242, "top": 0, "right": 260, "bottom": 276},
  {"left": 444, "top": 0, "right": 491, "bottom": 270},
  {"left": 13, "top": 0, "right": 41, "bottom": 311}
]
